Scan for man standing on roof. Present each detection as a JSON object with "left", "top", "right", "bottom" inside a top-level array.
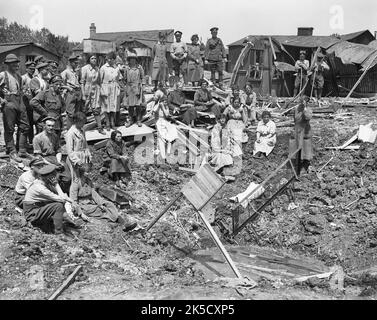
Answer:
[
  {"left": 205, "top": 27, "right": 227, "bottom": 89},
  {"left": 170, "top": 31, "right": 187, "bottom": 84},
  {"left": 22, "top": 61, "right": 36, "bottom": 144},
  {"left": 293, "top": 50, "right": 310, "bottom": 96},
  {"left": 310, "top": 52, "right": 330, "bottom": 101},
  {"left": 0, "top": 54, "right": 31, "bottom": 162},
  {"left": 61, "top": 54, "right": 84, "bottom": 130}
]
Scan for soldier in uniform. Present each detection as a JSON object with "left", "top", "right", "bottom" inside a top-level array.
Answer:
[
  {"left": 170, "top": 31, "right": 187, "bottom": 84},
  {"left": 293, "top": 50, "right": 310, "bottom": 96},
  {"left": 61, "top": 54, "right": 84, "bottom": 130},
  {"left": 0, "top": 54, "right": 31, "bottom": 162},
  {"left": 151, "top": 32, "right": 169, "bottom": 91},
  {"left": 30, "top": 74, "right": 65, "bottom": 136},
  {"left": 30, "top": 62, "right": 49, "bottom": 97},
  {"left": 22, "top": 61, "right": 36, "bottom": 144},
  {"left": 48, "top": 60, "right": 59, "bottom": 76},
  {"left": 204, "top": 27, "right": 227, "bottom": 88}
]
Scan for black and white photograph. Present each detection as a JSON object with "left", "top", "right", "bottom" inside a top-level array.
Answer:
[{"left": 1, "top": 0, "right": 377, "bottom": 306}]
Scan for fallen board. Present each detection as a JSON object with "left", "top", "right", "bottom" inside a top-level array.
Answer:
[{"left": 85, "top": 124, "right": 155, "bottom": 142}]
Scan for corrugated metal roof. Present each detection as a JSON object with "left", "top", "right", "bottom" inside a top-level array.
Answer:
[
  {"left": 90, "top": 29, "right": 175, "bottom": 45},
  {"left": 327, "top": 41, "right": 377, "bottom": 68},
  {"left": 229, "top": 35, "right": 341, "bottom": 49}
]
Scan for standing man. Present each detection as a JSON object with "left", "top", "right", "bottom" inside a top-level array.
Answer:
[
  {"left": 61, "top": 54, "right": 84, "bottom": 130},
  {"left": 0, "top": 54, "right": 31, "bottom": 162},
  {"left": 204, "top": 27, "right": 227, "bottom": 89},
  {"left": 30, "top": 62, "right": 49, "bottom": 97},
  {"left": 30, "top": 75, "right": 65, "bottom": 135},
  {"left": 170, "top": 31, "right": 187, "bottom": 84},
  {"left": 81, "top": 55, "right": 103, "bottom": 134},
  {"left": 151, "top": 32, "right": 169, "bottom": 91},
  {"left": 48, "top": 60, "right": 59, "bottom": 76},
  {"left": 293, "top": 50, "right": 310, "bottom": 96},
  {"left": 310, "top": 52, "right": 330, "bottom": 101},
  {"left": 65, "top": 112, "right": 92, "bottom": 202},
  {"left": 22, "top": 61, "right": 36, "bottom": 144}
]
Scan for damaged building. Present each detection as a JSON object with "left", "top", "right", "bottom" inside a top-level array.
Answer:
[{"left": 228, "top": 28, "right": 377, "bottom": 97}]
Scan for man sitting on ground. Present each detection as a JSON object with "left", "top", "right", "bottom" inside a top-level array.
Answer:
[
  {"left": 23, "top": 164, "right": 80, "bottom": 235},
  {"left": 14, "top": 158, "right": 46, "bottom": 208}
]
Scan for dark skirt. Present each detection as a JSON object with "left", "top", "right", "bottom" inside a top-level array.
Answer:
[{"left": 108, "top": 158, "right": 131, "bottom": 178}]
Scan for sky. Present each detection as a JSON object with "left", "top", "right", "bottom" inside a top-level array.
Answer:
[{"left": 1, "top": 0, "right": 376, "bottom": 45}]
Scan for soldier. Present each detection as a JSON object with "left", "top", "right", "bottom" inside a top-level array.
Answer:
[
  {"left": 151, "top": 32, "right": 169, "bottom": 91},
  {"left": 48, "top": 60, "right": 59, "bottom": 76},
  {"left": 293, "top": 50, "right": 310, "bottom": 96},
  {"left": 30, "top": 62, "right": 49, "bottom": 97},
  {"left": 204, "top": 27, "right": 227, "bottom": 88},
  {"left": 310, "top": 52, "right": 330, "bottom": 101},
  {"left": 22, "top": 61, "right": 36, "bottom": 143},
  {"left": 30, "top": 74, "right": 65, "bottom": 135},
  {"left": 81, "top": 55, "right": 103, "bottom": 134},
  {"left": 61, "top": 54, "right": 84, "bottom": 130},
  {"left": 170, "top": 31, "right": 187, "bottom": 84},
  {"left": 32, "top": 55, "right": 46, "bottom": 77},
  {"left": 0, "top": 54, "right": 31, "bottom": 162}
]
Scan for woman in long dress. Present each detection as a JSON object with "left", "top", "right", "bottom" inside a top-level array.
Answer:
[
  {"left": 253, "top": 111, "right": 276, "bottom": 158},
  {"left": 210, "top": 114, "right": 233, "bottom": 172},
  {"left": 151, "top": 32, "right": 169, "bottom": 91},
  {"left": 154, "top": 97, "right": 178, "bottom": 160},
  {"left": 223, "top": 97, "right": 248, "bottom": 157},
  {"left": 186, "top": 34, "right": 203, "bottom": 86},
  {"left": 99, "top": 52, "right": 122, "bottom": 130},
  {"left": 104, "top": 130, "right": 131, "bottom": 188}
]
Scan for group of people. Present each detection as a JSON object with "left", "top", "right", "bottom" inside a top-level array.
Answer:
[{"left": 152, "top": 27, "right": 227, "bottom": 90}]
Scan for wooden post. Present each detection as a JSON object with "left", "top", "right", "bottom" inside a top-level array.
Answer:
[
  {"left": 48, "top": 266, "right": 82, "bottom": 300},
  {"left": 197, "top": 210, "right": 242, "bottom": 278},
  {"left": 146, "top": 194, "right": 183, "bottom": 232}
]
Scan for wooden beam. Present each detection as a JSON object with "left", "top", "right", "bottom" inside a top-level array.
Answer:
[{"left": 48, "top": 265, "right": 82, "bottom": 300}]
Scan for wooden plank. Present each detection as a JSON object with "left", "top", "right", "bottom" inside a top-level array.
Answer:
[
  {"left": 48, "top": 265, "right": 82, "bottom": 300},
  {"left": 197, "top": 210, "right": 242, "bottom": 279}
]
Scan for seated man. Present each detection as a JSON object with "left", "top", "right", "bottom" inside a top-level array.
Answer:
[
  {"left": 14, "top": 158, "right": 46, "bottom": 208},
  {"left": 194, "top": 79, "right": 222, "bottom": 118},
  {"left": 23, "top": 164, "right": 80, "bottom": 235},
  {"left": 167, "top": 85, "right": 197, "bottom": 126},
  {"left": 33, "top": 116, "right": 71, "bottom": 193}
]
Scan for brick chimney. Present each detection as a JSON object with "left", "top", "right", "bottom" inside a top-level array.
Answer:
[
  {"left": 90, "top": 23, "right": 96, "bottom": 38},
  {"left": 297, "top": 27, "right": 314, "bottom": 36}
]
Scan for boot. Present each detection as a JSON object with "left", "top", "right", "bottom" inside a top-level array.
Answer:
[
  {"left": 9, "top": 151, "right": 23, "bottom": 163},
  {"left": 105, "top": 113, "right": 110, "bottom": 131},
  {"left": 110, "top": 112, "right": 115, "bottom": 129},
  {"left": 95, "top": 115, "right": 105, "bottom": 134}
]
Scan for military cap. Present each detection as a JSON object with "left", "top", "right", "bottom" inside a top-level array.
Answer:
[
  {"left": 37, "top": 164, "right": 57, "bottom": 176},
  {"left": 210, "top": 27, "right": 219, "bottom": 32},
  {"left": 34, "top": 55, "right": 45, "bottom": 63},
  {"left": 29, "top": 158, "right": 46, "bottom": 168},
  {"left": 42, "top": 115, "right": 57, "bottom": 122},
  {"left": 49, "top": 74, "right": 63, "bottom": 84},
  {"left": 191, "top": 34, "right": 199, "bottom": 41},
  {"left": 4, "top": 54, "right": 20, "bottom": 64},
  {"left": 25, "top": 61, "right": 36, "bottom": 68},
  {"left": 68, "top": 54, "right": 78, "bottom": 61},
  {"left": 174, "top": 30, "right": 183, "bottom": 36},
  {"left": 36, "top": 62, "right": 49, "bottom": 70},
  {"left": 299, "top": 50, "right": 306, "bottom": 55}
]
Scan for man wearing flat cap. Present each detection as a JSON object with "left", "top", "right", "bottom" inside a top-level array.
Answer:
[
  {"left": 0, "top": 53, "right": 31, "bottom": 162},
  {"left": 23, "top": 164, "right": 80, "bottom": 235},
  {"left": 170, "top": 31, "right": 188, "bottom": 84},
  {"left": 310, "top": 52, "right": 330, "bottom": 101},
  {"left": 15, "top": 158, "right": 46, "bottom": 208},
  {"left": 293, "top": 50, "right": 310, "bottom": 96},
  {"left": 30, "top": 62, "right": 49, "bottom": 98},
  {"left": 22, "top": 61, "right": 36, "bottom": 143},
  {"left": 30, "top": 74, "right": 65, "bottom": 135},
  {"left": 48, "top": 60, "right": 59, "bottom": 76},
  {"left": 61, "top": 54, "right": 84, "bottom": 129},
  {"left": 205, "top": 27, "right": 227, "bottom": 88}
]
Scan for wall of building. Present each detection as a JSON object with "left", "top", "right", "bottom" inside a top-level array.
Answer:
[{"left": 0, "top": 45, "right": 59, "bottom": 74}]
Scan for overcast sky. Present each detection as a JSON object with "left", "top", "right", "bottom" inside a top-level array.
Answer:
[{"left": 1, "top": 0, "right": 376, "bottom": 45}]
